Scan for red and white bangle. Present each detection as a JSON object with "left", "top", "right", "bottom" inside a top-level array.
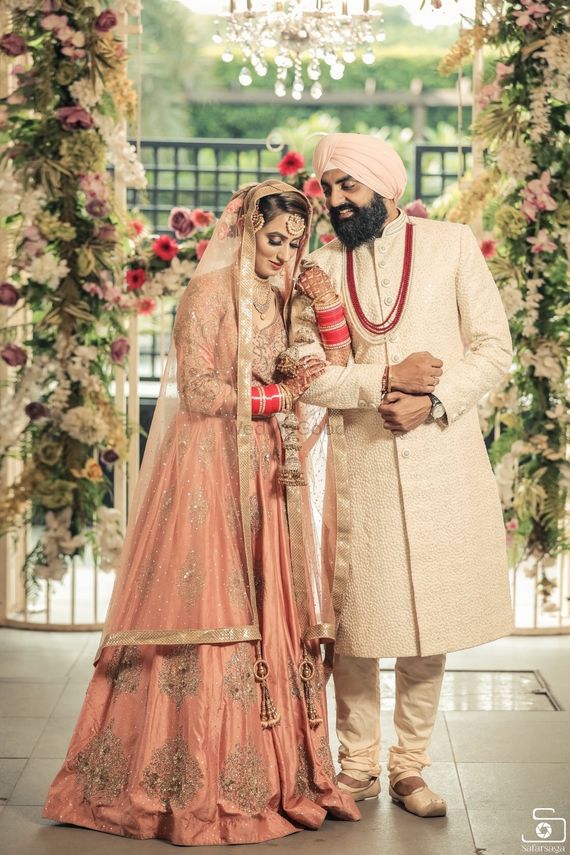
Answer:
[
  {"left": 314, "top": 299, "right": 351, "bottom": 351},
  {"left": 252, "top": 384, "right": 284, "bottom": 417}
]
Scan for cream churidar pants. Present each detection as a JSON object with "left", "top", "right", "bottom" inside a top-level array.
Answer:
[{"left": 333, "top": 654, "right": 446, "bottom": 784}]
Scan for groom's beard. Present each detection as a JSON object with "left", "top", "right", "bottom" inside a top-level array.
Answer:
[{"left": 329, "top": 193, "right": 389, "bottom": 249}]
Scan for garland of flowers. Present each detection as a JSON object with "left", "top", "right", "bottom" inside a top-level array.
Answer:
[
  {"left": 0, "top": 0, "right": 147, "bottom": 583},
  {"left": 440, "top": 0, "right": 569, "bottom": 608}
]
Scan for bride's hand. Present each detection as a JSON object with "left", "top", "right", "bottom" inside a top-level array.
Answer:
[{"left": 282, "top": 355, "right": 326, "bottom": 399}]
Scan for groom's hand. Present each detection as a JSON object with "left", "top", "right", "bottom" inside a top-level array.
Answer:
[
  {"left": 379, "top": 391, "right": 431, "bottom": 435},
  {"left": 390, "top": 351, "right": 443, "bottom": 395}
]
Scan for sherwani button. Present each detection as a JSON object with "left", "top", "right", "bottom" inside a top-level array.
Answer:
[
  {"left": 381, "top": 278, "right": 390, "bottom": 286},
  {"left": 384, "top": 297, "right": 393, "bottom": 306},
  {"left": 392, "top": 354, "right": 401, "bottom": 363},
  {"left": 380, "top": 244, "right": 387, "bottom": 251},
  {"left": 402, "top": 449, "right": 411, "bottom": 458},
  {"left": 379, "top": 261, "right": 387, "bottom": 268},
  {"left": 389, "top": 333, "right": 398, "bottom": 342},
  {"left": 358, "top": 401, "right": 367, "bottom": 408}
]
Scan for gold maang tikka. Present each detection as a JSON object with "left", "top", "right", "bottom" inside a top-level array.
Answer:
[{"left": 286, "top": 214, "right": 305, "bottom": 238}]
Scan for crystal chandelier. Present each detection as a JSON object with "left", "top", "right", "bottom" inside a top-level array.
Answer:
[{"left": 214, "top": 0, "right": 385, "bottom": 100}]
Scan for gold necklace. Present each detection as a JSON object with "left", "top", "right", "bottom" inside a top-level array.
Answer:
[{"left": 253, "top": 275, "right": 273, "bottom": 320}]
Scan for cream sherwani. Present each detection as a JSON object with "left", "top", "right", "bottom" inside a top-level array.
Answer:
[{"left": 290, "top": 212, "right": 514, "bottom": 659}]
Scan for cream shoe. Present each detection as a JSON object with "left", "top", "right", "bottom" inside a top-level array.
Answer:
[
  {"left": 337, "top": 775, "right": 381, "bottom": 802},
  {"left": 389, "top": 782, "right": 447, "bottom": 817}
]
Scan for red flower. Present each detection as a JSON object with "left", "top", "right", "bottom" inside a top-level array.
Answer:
[
  {"left": 278, "top": 151, "right": 305, "bottom": 176},
  {"left": 303, "top": 177, "right": 324, "bottom": 198},
  {"left": 480, "top": 238, "right": 496, "bottom": 259},
  {"left": 320, "top": 232, "right": 335, "bottom": 244},
  {"left": 196, "top": 239, "right": 210, "bottom": 261},
  {"left": 152, "top": 235, "right": 179, "bottom": 261},
  {"left": 130, "top": 219, "right": 145, "bottom": 236},
  {"left": 94, "top": 9, "right": 118, "bottom": 33},
  {"left": 0, "top": 282, "right": 20, "bottom": 306},
  {"left": 56, "top": 106, "right": 94, "bottom": 131},
  {"left": 0, "top": 33, "right": 27, "bottom": 57},
  {"left": 168, "top": 207, "right": 195, "bottom": 238},
  {"left": 126, "top": 267, "right": 147, "bottom": 291},
  {"left": 190, "top": 208, "right": 215, "bottom": 229},
  {"left": 1, "top": 342, "right": 27, "bottom": 367},
  {"left": 136, "top": 297, "right": 156, "bottom": 315},
  {"left": 110, "top": 337, "right": 130, "bottom": 363}
]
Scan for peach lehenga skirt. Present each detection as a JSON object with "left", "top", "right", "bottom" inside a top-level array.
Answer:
[{"left": 43, "top": 417, "right": 359, "bottom": 845}]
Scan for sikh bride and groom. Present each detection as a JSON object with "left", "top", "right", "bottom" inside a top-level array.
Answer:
[{"left": 43, "top": 132, "right": 514, "bottom": 845}]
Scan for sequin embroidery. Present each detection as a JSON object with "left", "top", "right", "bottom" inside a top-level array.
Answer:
[
  {"left": 105, "top": 645, "right": 142, "bottom": 697},
  {"left": 220, "top": 742, "right": 271, "bottom": 815},
  {"left": 158, "top": 645, "right": 200, "bottom": 710},
  {"left": 223, "top": 645, "right": 255, "bottom": 710},
  {"left": 73, "top": 720, "right": 129, "bottom": 801},
  {"left": 142, "top": 731, "right": 204, "bottom": 809},
  {"left": 176, "top": 549, "right": 205, "bottom": 606}
]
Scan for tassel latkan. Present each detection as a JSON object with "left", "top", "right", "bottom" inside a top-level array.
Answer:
[
  {"left": 253, "top": 648, "right": 281, "bottom": 729},
  {"left": 299, "top": 649, "right": 323, "bottom": 729}
]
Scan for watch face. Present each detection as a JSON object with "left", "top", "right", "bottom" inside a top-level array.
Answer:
[{"left": 433, "top": 403, "right": 445, "bottom": 419}]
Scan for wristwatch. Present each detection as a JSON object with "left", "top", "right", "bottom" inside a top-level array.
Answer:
[{"left": 428, "top": 393, "right": 445, "bottom": 420}]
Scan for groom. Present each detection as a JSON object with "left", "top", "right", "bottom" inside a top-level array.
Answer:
[{"left": 290, "top": 132, "right": 514, "bottom": 816}]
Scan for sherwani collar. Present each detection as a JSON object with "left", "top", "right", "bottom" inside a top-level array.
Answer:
[{"left": 375, "top": 208, "right": 407, "bottom": 243}]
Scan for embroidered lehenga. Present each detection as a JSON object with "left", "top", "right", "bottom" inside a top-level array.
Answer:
[{"left": 43, "top": 182, "right": 359, "bottom": 845}]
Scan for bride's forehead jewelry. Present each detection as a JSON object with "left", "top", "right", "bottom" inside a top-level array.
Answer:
[
  {"left": 286, "top": 214, "right": 305, "bottom": 238},
  {"left": 251, "top": 205, "right": 265, "bottom": 233}
]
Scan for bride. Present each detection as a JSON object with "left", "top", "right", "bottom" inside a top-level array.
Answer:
[{"left": 43, "top": 180, "right": 361, "bottom": 845}]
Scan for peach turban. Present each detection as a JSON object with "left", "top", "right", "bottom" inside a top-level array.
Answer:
[{"left": 313, "top": 133, "right": 408, "bottom": 202}]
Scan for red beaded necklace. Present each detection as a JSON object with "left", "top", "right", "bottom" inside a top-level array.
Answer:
[{"left": 346, "top": 222, "right": 414, "bottom": 336}]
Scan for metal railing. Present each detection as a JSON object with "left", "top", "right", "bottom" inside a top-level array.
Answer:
[
  {"left": 414, "top": 144, "right": 473, "bottom": 203},
  {"left": 127, "top": 138, "right": 288, "bottom": 229}
]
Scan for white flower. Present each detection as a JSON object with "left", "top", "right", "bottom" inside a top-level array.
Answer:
[
  {"left": 61, "top": 406, "right": 108, "bottom": 444},
  {"left": 26, "top": 254, "right": 69, "bottom": 290},
  {"left": 539, "top": 34, "right": 570, "bottom": 103},
  {"left": 0, "top": 356, "right": 50, "bottom": 456},
  {"left": 35, "top": 558, "right": 68, "bottom": 582},
  {"left": 19, "top": 186, "right": 47, "bottom": 219},
  {"left": 94, "top": 113, "right": 147, "bottom": 189},
  {"left": 69, "top": 76, "right": 104, "bottom": 109},
  {"left": 494, "top": 451, "right": 518, "bottom": 509},
  {"left": 496, "top": 140, "right": 535, "bottom": 182},
  {"left": 94, "top": 507, "right": 123, "bottom": 572},
  {"left": 500, "top": 282, "right": 525, "bottom": 319},
  {"left": 0, "top": 159, "right": 22, "bottom": 217},
  {"left": 528, "top": 86, "right": 551, "bottom": 144}
]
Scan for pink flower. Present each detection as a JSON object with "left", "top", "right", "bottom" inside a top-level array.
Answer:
[
  {"left": 527, "top": 229, "right": 557, "bottom": 254},
  {"left": 278, "top": 151, "right": 305, "bottom": 176},
  {"left": 56, "top": 106, "right": 94, "bottom": 131},
  {"left": 506, "top": 518, "right": 519, "bottom": 532},
  {"left": 480, "top": 238, "right": 496, "bottom": 259},
  {"left": 152, "top": 235, "right": 179, "bottom": 261},
  {"left": 94, "top": 9, "right": 118, "bottom": 33},
  {"left": 95, "top": 224, "right": 117, "bottom": 242},
  {"left": 79, "top": 172, "right": 109, "bottom": 200},
  {"left": 126, "top": 267, "right": 147, "bottom": 291},
  {"left": 495, "top": 62, "right": 514, "bottom": 81},
  {"left": 303, "top": 177, "right": 324, "bottom": 198},
  {"left": 0, "top": 282, "right": 20, "bottom": 306},
  {"left": 136, "top": 297, "right": 156, "bottom": 315},
  {"left": 521, "top": 171, "right": 557, "bottom": 221},
  {"left": 195, "top": 239, "right": 210, "bottom": 260},
  {"left": 320, "top": 232, "right": 335, "bottom": 244},
  {"left": 404, "top": 199, "right": 429, "bottom": 219},
  {"left": 189, "top": 209, "right": 215, "bottom": 230},
  {"left": 1, "top": 343, "right": 27, "bottom": 367},
  {"left": 110, "top": 337, "right": 130, "bottom": 363},
  {"left": 431, "top": 0, "right": 442, "bottom": 8},
  {"left": 41, "top": 14, "right": 68, "bottom": 31},
  {"left": 0, "top": 33, "right": 27, "bottom": 57},
  {"left": 477, "top": 82, "right": 502, "bottom": 108},
  {"left": 168, "top": 207, "right": 195, "bottom": 238}
]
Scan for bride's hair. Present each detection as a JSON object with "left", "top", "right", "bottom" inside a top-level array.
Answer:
[{"left": 257, "top": 191, "right": 310, "bottom": 226}]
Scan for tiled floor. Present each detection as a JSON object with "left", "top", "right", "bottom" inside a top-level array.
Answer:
[{"left": 1, "top": 629, "right": 569, "bottom": 855}]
